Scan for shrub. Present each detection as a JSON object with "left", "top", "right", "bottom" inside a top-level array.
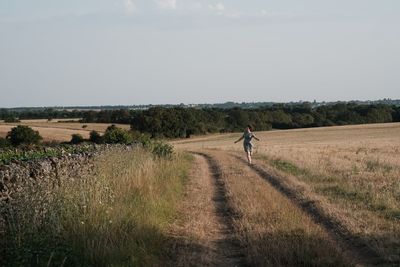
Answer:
[
  {"left": 89, "top": 130, "right": 103, "bottom": 144},
  {"left": 70, "top": 134, "right": 84, "bottom": 144},
  {"left": 0, "top": 137, "right": 11, "bottom": 148},
  {"left": 82, "top": 125, "right": 88, "bottom": 129},
  {"left": 103, "top": 126, "right": 133, "bottom": 144},
  {"left": 151, "top": 141, "right": 174, "bottom": 158},
  {"left": 4, "top": 117, "right": 20, "bottom": 123},
  {"left": 6, "top": 125, "right": 42, "bottom": 146}
]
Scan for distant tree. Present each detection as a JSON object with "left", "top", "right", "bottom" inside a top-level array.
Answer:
[
  {"left": 226, "top": 108, "right": 250, "bottom": 131},
  {"left": 4, "top": 117, "right": 20, "bottom": 123},
  {"left": 365, "top": 107, "right": 393, "bottom": 123},
  {"left": 89, "top": 130, "right": 103, "bottom": 144},
  {"left": 271, "top": 110, "right": 292, "bottom": 129},
  {"left": 70, "top": 134, "right": 84, "bottom": 144},
  {"left": 392, "top": 107, "right": 400, "bottom": 122},
  {"left": 81, "top": 111, "right": 98, "bottom": 123},
  {"left": 292, "top": 113, "right": 315, "bottom": 128},
  {"left": 6, "top": 126, "right": 42, "bottom": 146}
]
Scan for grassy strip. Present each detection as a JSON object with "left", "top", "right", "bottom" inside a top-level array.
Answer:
[{"left": 1, "top": 148, "right": 192, "bottom": 266}]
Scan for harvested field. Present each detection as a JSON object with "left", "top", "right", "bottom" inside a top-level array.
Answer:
[
  {"left": 172, "top": 123, "right": 400, "bottom": 266},
  {"left": 0, "top": 119, "right": 130, "bottom": 142}
]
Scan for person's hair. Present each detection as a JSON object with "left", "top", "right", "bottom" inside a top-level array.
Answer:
[{"left": 247, "top": 125, "right": 253, "bottom": 131}]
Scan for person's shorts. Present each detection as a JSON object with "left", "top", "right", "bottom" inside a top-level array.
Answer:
[{"left": 243, "top": 142, "right": 253, "bottom": 153}]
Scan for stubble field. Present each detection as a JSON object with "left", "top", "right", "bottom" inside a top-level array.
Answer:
[
  {"left": 0, "top": 119, "right": 130, "bottom": 142},
  {"left": 171, "top": 122, "right": 400, "bottom": 266}
]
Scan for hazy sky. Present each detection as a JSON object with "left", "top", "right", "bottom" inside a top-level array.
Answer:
[{"left": 0, "top": 0, "right": 399, "bottom": 107}]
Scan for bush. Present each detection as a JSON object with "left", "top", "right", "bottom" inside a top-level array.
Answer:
[
  {"left": 151, "top": 141, "right": 174, "bottom": 158},
  {"left": 103, "top": 126, "right": 133, "bottom": 144},
  {"left": 0, "top": 137, "right": 11, "bottom": 148},
  {"left": 89, "top": 130, "right": 103, "bottom": 144},
  {"left": 6, "top": 126, "right": 42, "bottom": 146},
  {"left": 70, "top": 134, "right": 84, "bottom": 144},
  {"left": 4, "top": 117, "right": 20, "bottom": 123}
]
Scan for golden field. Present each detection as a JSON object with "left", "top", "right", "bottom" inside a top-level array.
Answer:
[
  {"left": 172, "top": 122, "right": 400, "bottom": 264},
  {"left": 0, "top": 119, "right": 130, "bottom": 142}
]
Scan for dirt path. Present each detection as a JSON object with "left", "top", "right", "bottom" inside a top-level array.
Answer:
[
  {"left": 168, "top": 154, "right": 245, "bottom": 267},
  {"left": 170, "top": 150, "right": 387, "bottom": 266}
]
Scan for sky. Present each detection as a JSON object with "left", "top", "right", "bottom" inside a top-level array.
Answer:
[{"left": 0, "top": 0, "right": 399, "bottom": 107}]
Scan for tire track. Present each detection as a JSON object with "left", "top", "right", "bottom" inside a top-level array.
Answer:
[
  {"left": 194, "top": 152, "right": 247, "bottom": 267},
  {"left": 232, "top": 154, "right": 387, "bottom": 267},
  {"left": 168, "top": 152, "right": 246, "bottom": 266}
]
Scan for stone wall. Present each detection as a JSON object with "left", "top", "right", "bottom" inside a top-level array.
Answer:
[
  {"left": 0, "top": 153, "right": 96, "bottom": 201},
  {"left": 0, "top": 145, "right": 134, "bottom": 201}
]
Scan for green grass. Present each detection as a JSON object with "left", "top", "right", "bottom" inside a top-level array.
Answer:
[
  {"left": 1, "top": 148, "right": 192, "bottom": 266},
  {"left": 317, "top": 185, "right": 372, "bottom": 203}
]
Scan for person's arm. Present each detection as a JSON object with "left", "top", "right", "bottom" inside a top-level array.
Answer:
[
  {"left": 234, "top": 135, "right": 244, "bottom": 143},
  {"left": 253, "top": 134, "right": 260, "bottom": 141}
]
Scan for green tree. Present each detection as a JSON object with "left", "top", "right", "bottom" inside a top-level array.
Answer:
[
  {"left": 6, "top": 126, "right": 42, "bottom": 146},
  {"left": 70, "top": 134, "right": 84, "bottom": 144},
  {"left": 292, "top": 113, "right": 315, "bottom": 128},
  {"left": 103, "top": 126, "right": 133, "bottom": 144},
  {"left": 89, "top": 130, "right": 103, "bottom": 144}
]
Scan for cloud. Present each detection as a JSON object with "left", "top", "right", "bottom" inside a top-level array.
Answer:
[
  {"left": 208, "top": 3, "right": 225, "bottom": 12},
  {"left": 155, "top": 0, "right": 177, "bottom": 10},
  {"left": 207, "top": 3, "right": 243, "bottom": 18},
  {"left": 192, "top": 2, "right": 203, "bottom": 9},
  {"left": 122, "top": 0, "right": 136, "bottom": 15}
]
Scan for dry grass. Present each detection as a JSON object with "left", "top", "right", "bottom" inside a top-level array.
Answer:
[
  {"left": 173, "top": 123, "right": 400, "bottom": 263},
  {"left": 1, "top": 148, "right": 191, "bottom": 266},
  {"left": 0, "top": 120, "right": 130, "bottom": 142},
  {"left": 208, "top": 150, "right": 350, "bottom": 266}
]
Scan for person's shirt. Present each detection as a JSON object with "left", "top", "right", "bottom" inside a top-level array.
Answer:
[{"left": 243, "top": 132, "right": 253, "bottom": 143}]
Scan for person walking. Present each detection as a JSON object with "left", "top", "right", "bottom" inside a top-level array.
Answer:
[{"left": 234, "top": 125, "right": 260, "bottom": 164}]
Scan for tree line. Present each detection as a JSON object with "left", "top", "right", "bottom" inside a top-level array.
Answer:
[
  {"left": 2, "top": 103, "right": 399, "bottom": 138},
  {"left": 83, "top": 103, "right": 400, "bottom": 138}
]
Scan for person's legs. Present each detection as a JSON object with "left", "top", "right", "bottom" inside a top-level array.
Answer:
[
  {"left": 248, "top": 144, "right": 253, "bottom": 164},
  {"left": 247, "top": 151, "right": 252, "bottom": 164},
  {"left": 244, "top": 143, "right": 253, "bottom": 164}
]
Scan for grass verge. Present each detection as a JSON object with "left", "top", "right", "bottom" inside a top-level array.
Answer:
[{"left": 1, "top": 148, "right": 192, "bottom": 267}]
